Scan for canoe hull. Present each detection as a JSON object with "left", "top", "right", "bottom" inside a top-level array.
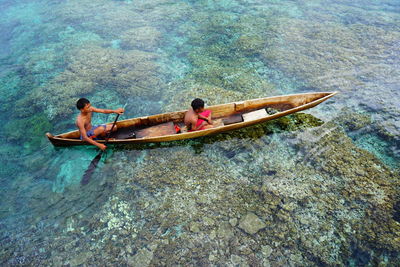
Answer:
[{"left": 46, "top": 92, "right": 337, "bottom": 146}]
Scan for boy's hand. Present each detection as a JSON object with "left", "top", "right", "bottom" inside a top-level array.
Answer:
[
  {"left": 115, "top": 108, "right": 124, "bottom": 114},
  {"left": 98, "top": 144, "right": 107, "bottom": 151}
]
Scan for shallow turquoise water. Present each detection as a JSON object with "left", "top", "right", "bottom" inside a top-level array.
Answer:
[{"left": 1, "top": 0, "right": 399, "bottom": 265}]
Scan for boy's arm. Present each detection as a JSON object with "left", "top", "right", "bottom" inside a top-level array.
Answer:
[
  {"left": 91, "top": 107, "right": 124, "bottom": 114},
  {"left": 191, "top": 118, "right": 207, "bottom": 131},
  {"left": 77, "top": 120, "right": 106, "bottom": 151},
  {"left": 198, "top": 112, "right": 212, "bottom": 124}
]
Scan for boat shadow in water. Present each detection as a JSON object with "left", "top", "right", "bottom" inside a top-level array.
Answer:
[{"left": 116, "top": 112, "right": 324, "bottom": 153}]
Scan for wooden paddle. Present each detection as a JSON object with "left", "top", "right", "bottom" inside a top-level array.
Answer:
[{"left": 81, "top": 114, "right": 120, "bottom": 185}]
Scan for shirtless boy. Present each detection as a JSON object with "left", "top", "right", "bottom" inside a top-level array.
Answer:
[
  {"left": 184, "top": 98, "right": 214, "bottom": 131},
  {"left": 76, "top": 98, "right": 124, "bottom": 151}
]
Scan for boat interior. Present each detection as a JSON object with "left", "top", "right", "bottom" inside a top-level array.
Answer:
[
  {"left": 109, "top": 101, "right": 299, "bottom": 139},
  {"left": 110, "top": 104, "right": 282, "bottom": 139},
  {"left": 58, "top": 93, "right": 332, "bottom": 140}
]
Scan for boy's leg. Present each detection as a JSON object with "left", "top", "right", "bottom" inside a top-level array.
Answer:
[
  {"left": 93, "top": 124, "right": 118, "bottom": 137},
  {"left": 105, "top": 124, "right": 117, "bottom": 134}
]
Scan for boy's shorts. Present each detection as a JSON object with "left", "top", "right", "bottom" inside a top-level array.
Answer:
[{"left": 80, "top": 124, "right": 106, "bottom": 140}]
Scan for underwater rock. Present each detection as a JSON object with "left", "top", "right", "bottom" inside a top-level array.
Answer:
[
  {"left": 189, "top": 222, "right": 201, "bottom": 233},
  {"left": 230, "top": 254, "right": 250, "bottom": 267},
  {"left": 127, "top": 247, "right": 154, "bottom": 267},
  {"left": 209, "top": 230, "right": 217, "bottom": 240},
  {"left": 229, "top": 218, "right": 238, "bottom": 227},
  {"left": 261, "top": 245, "right": 272, "bottom": 258},
  {"left": 217, "top": 222, "right": 235, "bottom": 240},
  {"left": 238, "top": 213, "right": 266, "bottom": 235},
  {"left": 208, "top": 252, "right": 217, "bottom": 262},
  {"left": 69, "top": 251, "right": 93, "bottom": 266},
  {"left": 203, "top": 217, "right": 215, "bottom": 226},
  {"left": 262, "top": 259, "right": 271, "bottom": 267}
]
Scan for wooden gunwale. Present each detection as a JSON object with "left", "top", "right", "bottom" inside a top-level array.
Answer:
[{"left": 46, "top": 92, "right": 337, "bottom": 146}]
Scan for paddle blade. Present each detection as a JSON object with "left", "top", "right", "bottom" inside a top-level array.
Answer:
[{"left": 81, "top": 153, "right": 102, "bottom": 185}]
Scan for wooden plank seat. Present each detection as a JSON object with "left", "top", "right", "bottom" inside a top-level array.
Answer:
[
  {"left": 242, "top": 109, "right": 268, "bottom": 122},
  {"left": 222, "top": 114, "right": 243, "bottom": 125},
  {"left": 134, "top": 121, "right": 176, "bottom": 138},
  {"left": 213, "top": 119, "right": 224, "bottom": 127}
]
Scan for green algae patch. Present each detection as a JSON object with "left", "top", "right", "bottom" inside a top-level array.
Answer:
[
  {"left": 3, "top": 113, "right": 52, "bottom": 149},
  {"left": 263, "top": 113, "right": 324, "bottom": 133}
]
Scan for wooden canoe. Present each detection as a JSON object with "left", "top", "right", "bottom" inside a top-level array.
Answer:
[{"left": 46, "top": 91, "right": 337, "bottom": 146}]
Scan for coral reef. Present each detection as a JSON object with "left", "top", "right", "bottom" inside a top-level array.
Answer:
[
  {"left": 178, "top": 11, "right": 277, "bottom": 95},
  {"left": 120, "top": 26, "right": 162, "bottom": 51},
  {"left": 290, "top": 120, "right": 400, "bottom": 258},
  {"left": 260, "top": 16, "right": 400, "bottom": 139},
  {"left": 19, "top": 45, "right": 163, "bottom": 121},
  {"left": 159, "top": 11, "right": 283, "bottom": 113},
  {"left": 55, "top": 0, "right": 147, "bottom": 38},
  {"left": 55, "top": 0, "right": 193, "bottom": 38},
  {"left": 4, "top": 112, "right": 398, "bottom": 266}
]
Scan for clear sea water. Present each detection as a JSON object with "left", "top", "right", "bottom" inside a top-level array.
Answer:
[{"left": 0, "top": 0, "right": 399, "bottom": 265}]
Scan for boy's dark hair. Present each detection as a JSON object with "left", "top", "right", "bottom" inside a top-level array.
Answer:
[
  {"left": 76, "top": 98, "right": 90, "bottom": 110},
  {"left": 191, "top": 98, "right": 204, "bottom": 111}
]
